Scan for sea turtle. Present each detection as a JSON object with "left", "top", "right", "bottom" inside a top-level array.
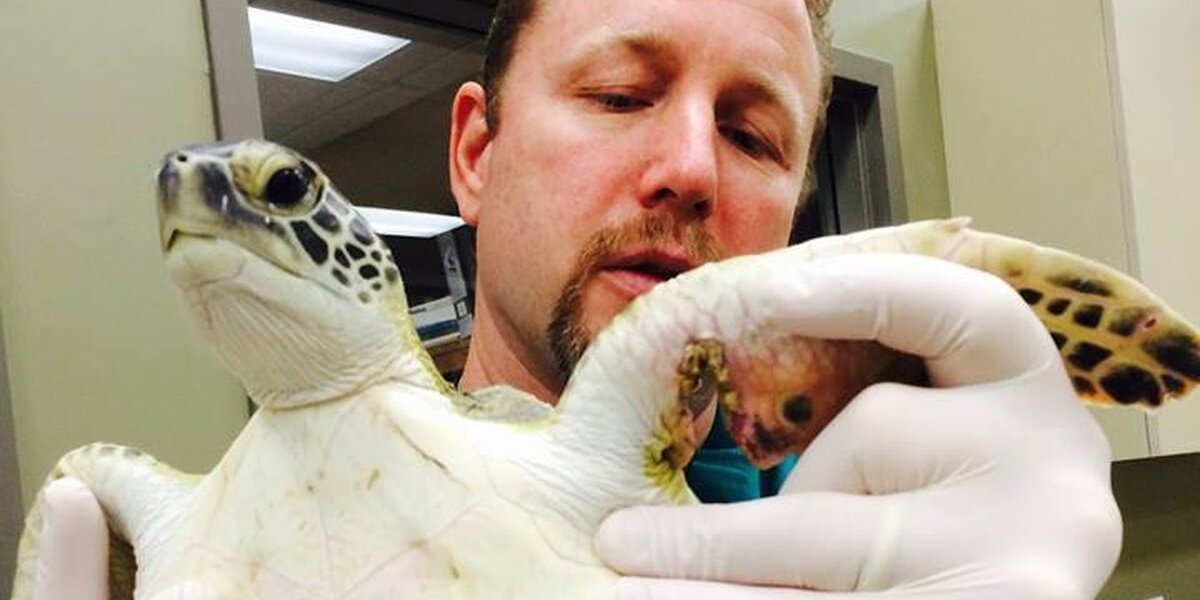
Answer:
[{"left": 11, "top": 140, "right": 1199, "bottom": 598}]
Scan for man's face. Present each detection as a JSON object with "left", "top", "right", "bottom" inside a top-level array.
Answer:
[{"left": 465, "top": 0, "right": 822, "bottom": 389}]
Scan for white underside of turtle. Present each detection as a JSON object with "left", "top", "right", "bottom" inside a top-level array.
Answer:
[{"left": 11, "top": 140, "right": 1199, "bottom": 599}]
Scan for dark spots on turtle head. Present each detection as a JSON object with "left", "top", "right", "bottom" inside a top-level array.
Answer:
[
  {"left": 199, "top": 163, "right": 286, "bottom": 235},
  {"left": 1143, "top": 330, "right": 1200, "bottom": 380},
  {"left": 1108, "top": 307, "right": 1151, "bottom": 337},
  {"left": 1100, "top": 365, "right": 1162, "bottom": 406},
  {"left": 372, "top": 282, "right": 382, "bottom": 291},
  {"left": 1071, "top": 376, "right": 1097, "bottom": 395},
  {"left": 1050, "top": 331, "right": 1068, "bottom": 349},
  {"left": 1018, "top": 288, "right": 1044, "bottom": 306},
  {"left": 334, "top": 248, "right": 350, "bottom": 269},
  {"left": 199, "top": 163, "right": 237, "bottom": 217},
  {"left": 350, "top": 214, "right": 375, "bottom": 245},
  {"left": 371, "top": 250, "right": 382, "bottom": 261},
  {"left": 385, "top": 267, "right": 400, "bottom": 284},
  {"left": 1072, "top": 304, "right": 1104, "bottom": 329},
  {"left": 359, "top": 264, "right": 380, "bottom": 280},
  {"left": 122, "top": 447, "right": 144, "bottom": 459},
  {"left": 358, "top": 291, "right": 371, "bottom": 304},
  {"left": 312, "top": 207, "right": 340, "bottom": 234},
  {"left": 291, "top": 221, "right": 329, "bottom": 265},
  {"left": 1162, "top": 373, "right": 1187, "bottom": 395},
  {"left": 345, "top": 243, "right": 366, "bottom": 261},
  {"left": 1046, "top": 298, "right": 1071, "bottom": 316},
  {"left": 781, "top": 394, "right": 812, "bottom": 425},
  {"left": 97, "top": 445, "right": 116, "bottom": 456},
  {"left": 1047, "top": 274, "right": 1114, "bottom": 297},
  {"left": 332, "top": 268, "right": 350, "bottom": 287},
  {"left": 1068, "top": 341, "right": 1113, "bottom": 372}
]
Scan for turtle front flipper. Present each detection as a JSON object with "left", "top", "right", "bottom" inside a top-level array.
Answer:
[
  {"left": 552, "top": 220, "right": 1200, "bottom": 478},
  {"left": 931, "top": 225, "right": 1200, "bottom": 408},
  {"left": 795, "top": 218, "right": 1200, "bottom": 408},
  {"left": 11, "top": 443, "right": 197, "bottom": 600}
]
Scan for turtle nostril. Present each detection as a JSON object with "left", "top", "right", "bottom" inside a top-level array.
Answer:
[{"left": 174, "top": 153, "right": 188, "bottom": 163}]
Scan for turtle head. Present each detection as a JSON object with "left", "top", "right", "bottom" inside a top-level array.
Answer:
[{"left": 156, "top": 140, "right": 446, "bottom": 408}]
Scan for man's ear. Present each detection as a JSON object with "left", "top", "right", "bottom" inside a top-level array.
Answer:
[{"left": 448, "top": 81, "right": 492, "bottom": 227}]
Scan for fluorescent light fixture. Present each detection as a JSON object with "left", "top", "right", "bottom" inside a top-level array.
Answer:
[
  {"left": 358, "top": 207, "right": 465, "bottom": 239},
  {"left": 247, "top": 7, "right": 411, "bottom": 82}
]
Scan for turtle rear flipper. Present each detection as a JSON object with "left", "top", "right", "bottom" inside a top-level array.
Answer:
[{"left": 11, "top": 443, "right": 196, "bottom": 599}]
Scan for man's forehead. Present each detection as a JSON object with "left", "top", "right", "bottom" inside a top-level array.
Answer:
[
  {"left": 531, "top": 1, "right": 819, "bottom": 115},
  {"left": 532, "top": 0, "right": 816, "bottom": 77},
  {"left": 539, "top": 0, "right": 810, "bottom": 16}
]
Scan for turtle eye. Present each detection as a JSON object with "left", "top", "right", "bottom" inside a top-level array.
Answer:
[{"left": 264, "top": 165, "right": 311, "bottom": 209}]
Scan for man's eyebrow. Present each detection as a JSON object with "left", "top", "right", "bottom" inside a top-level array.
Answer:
[{"left": 562, "top": 30, "right": 680, "bottom": 75}]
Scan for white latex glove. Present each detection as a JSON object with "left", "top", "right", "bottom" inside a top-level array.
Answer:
[
  {"left": 595, "top": 253, "right": 1122, "bottom": 599},
  {"left": 29, "top": 483, "right": 229, "bottom": 600},
  {"left": 34, "top": 477, "right": 108, "bottom": 600}
]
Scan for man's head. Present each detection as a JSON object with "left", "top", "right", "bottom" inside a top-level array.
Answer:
[
  {"left": 479, "top": 0, "right": 834, "bottom": 146},
  {"left": 450, "top": 0, "right": 831, "bottom": 401}
]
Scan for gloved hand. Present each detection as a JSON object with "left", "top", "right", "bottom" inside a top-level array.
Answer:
[
  {"left": 33, "top": 477, "right": 108, "bottom": 600},
  {"left": 595, "top": 253, "right": 1122, "bottom": 599},
  {"left": 31, "top": 478, "right": 219, "bottom": 600}
]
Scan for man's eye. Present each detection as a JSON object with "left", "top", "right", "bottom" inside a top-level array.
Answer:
[
  {"left": 592, "top": 93, "right": 650, "bottom": 112},
  {"left": 721, "top": 126, "right": 779, "bottom": 162}
]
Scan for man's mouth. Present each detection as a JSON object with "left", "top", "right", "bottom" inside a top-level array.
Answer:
[{"left": 597, "top": 251, "right": 697, "bottom": 297}]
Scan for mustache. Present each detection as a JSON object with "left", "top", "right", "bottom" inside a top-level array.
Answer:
[
  {"left": 547, "top": 212, "right": 724, "bottom": 383},
  {"left": 574, "top": 212, "right": 724, "bottom": 276}
]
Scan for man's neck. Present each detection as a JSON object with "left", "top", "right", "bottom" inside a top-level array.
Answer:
[{"left": 457, "top": 301, "right": 563, "bottom": 406}]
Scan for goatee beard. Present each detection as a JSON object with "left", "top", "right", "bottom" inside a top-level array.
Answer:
[{"left": 546, "top": 213, "right": 721, "bottom": 384}]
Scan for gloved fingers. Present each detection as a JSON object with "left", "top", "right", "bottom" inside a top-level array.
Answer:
[
  {"left": 596, "top": 482, "right": 1119, "bottom": 597},
  {"left": 780, "top": 364, "right": 1102, "bottom": 496},
  {"left": 761, "top": 253, "right": 1058, "bottom": 387},
  {"left": 35, "top": 476, "right": 108, "bottom": 600},
  {"left": 595, "top": 492, "right": 899, "bottom": 592}
]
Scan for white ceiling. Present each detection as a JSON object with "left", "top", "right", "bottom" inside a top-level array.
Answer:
[
  {"left": 252, "top": 0, "right": 483, "bottom": 151},
  {"left": 248, "top": 0, "right": 485, "bottom": 214}
]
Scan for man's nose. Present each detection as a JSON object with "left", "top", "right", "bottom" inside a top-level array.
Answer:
[{"left": 639, "top": 103, "right": 718, "bottom": 219}]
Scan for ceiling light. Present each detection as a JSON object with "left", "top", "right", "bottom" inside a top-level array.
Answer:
[
  {"left": 247, "top": 7, "right": 411, "bottom": 82},
  {"left": 358, "top": 207, "right": 465, "bottom": 239}
]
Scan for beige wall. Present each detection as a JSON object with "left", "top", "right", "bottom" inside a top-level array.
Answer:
[
  {"left": 828, "top": 0, "right": 951, "bottom": 220},
  {"left": 0, "top": 1, "right": 246, "bottom": 506},
  {"left": 1106, "top": 0, "right": 1200, "bottom": 456},
  {"left": 930, "top": 0, "right": 1151, "bottom": 459},
  {"left": 931, "top": 0, "right": 1200, "bottom": 459}
]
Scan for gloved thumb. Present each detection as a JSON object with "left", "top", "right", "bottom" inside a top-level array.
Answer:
[
  {"left": 594, "top": 493, "right": 897, "bottom": 591},
  {"left": 36, "top": 476, "right": 108, "bottom": 600}
]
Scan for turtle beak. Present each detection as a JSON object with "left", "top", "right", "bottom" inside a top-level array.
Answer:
[
  {"left": 156, "top": 153, "right": 185, "bottom": 251},
  {"left": 157, "top": 157, "right": 182, "bottom": 205}
]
